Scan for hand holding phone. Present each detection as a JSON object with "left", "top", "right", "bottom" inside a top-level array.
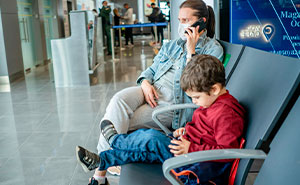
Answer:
[
  {"left": 167, "top": 133, "right": 178, "bottom": 140},
  {"left": 184, "top": 18, "right": 206, "bottom": 56},
  {"left": 184, "top": 18, "right": 206, "bottom": 34},
  {"left": 173, "top": 128, "right": 186, "bottom": 138},
  {"left": 169, "top": 136, "right": 191, "bottom": 156}
]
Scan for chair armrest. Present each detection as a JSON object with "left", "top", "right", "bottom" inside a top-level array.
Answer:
[
  {"left": 152, "top": 103, "right": 199, "bottom": 134},
  {"left": 163, "top": 149, "right": 267, "bottom": 185}
]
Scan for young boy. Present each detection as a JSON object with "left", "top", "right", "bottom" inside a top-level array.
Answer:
[{"left": 76, "top": 55, "right": 245, "bottom": 185}]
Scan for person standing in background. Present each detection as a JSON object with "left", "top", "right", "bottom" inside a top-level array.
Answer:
[
  {"left": 87, "top": 20, "right": 94, "bottom": 48},
  {"left": 147, "top": 3, "right": 157, "bottom": 42},
  {"left": 167, "top": 2, "right": 170, "bottom": 23},
  {"left": 148, "top": 7, "right": 165, "bottom": 45},
  {"left": 92, "top": 9, "right": 98, "bottom": 16},
  {"left": 156, "top": 8, "right": 166, "bottom": 45},
  {"left": 122, "top": 3, "right": 134, "bottom": 46},
  {"left": 113, "top": 8, "right": 121, "bottom": 47},
  {"left": 100, "top": 1, "right": 112, "bottom": 55},
  {"left": 151, "top": 2, "right": 156, "bottom": 9}
]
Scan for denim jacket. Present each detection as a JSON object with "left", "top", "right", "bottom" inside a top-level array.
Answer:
[{"left": 137, "top": 32, "right": 224, "bottom": 130}]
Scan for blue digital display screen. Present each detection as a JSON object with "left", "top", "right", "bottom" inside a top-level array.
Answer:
[{"left": 230, "top": 0, "right": 300, "bottom": 59}]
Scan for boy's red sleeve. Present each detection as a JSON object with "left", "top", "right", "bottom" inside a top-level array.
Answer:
[{"left": 188, "top": 108, "right": 244, "bottom": 153}]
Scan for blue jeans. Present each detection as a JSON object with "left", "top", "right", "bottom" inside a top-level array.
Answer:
[
  {"left": 99, "top": 129, "right": 172, "bottom": 170},
  {"left": 98, "top": 128, "right": 231, "bottom": 185}
]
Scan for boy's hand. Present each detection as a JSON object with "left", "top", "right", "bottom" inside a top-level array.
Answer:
[
  {"left": 169, "top": 137, "right": 191, "bottom": 156},
  {"left": 173, "top": 128, "right": 185, "bottom": 138}
]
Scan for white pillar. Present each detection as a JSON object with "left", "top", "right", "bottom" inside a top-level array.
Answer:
[
  {"left": 213, "top": 0, "right": 220, "bottom": 39},
  {"left": 138, "top": 0, "right": 144, "bottom": 23},
  {"left": 0, "top": 0, "right": 24, "bottom": 84},
  {"left": 170, "top": 0, "right": 185, "bottom": 40}
]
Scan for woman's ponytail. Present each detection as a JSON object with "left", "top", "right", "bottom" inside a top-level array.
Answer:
[{"left": 206, "top": 5, "right": 215, "bottom": 38}]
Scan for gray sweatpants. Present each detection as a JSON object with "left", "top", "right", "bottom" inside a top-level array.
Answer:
[{"left": 97, "top": 86, "right": 174, "bottom": 153}]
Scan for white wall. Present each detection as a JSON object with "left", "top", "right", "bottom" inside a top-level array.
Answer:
[
  {"left": 170, "top": 0, "right": 185, "bottom": 40},
  {"left": 0, "top": 0, "right": 24, "bottom": 78},
  {"left": 77, "top": 0, "right": 95, "bottom": 10},
  {"left": 204, "top": 0, "right": 214, "bottom": 7},
  {"left": 0, "top": 9, "right": 9, "bottom": 76}
]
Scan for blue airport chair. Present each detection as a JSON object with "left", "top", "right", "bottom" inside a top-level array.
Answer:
[
  {"left": 162, "top": 46, "right": 300, "bottom": 185},
  {"left": 224, "top": 46, "right": 300, "bottom": 185},
  {"left": 217, "top": 40, "right": 245, "bottom": 84},
  {"left": 119, "top": 46, "right": 300, "bottom": 185},
  {"left": 163, "top": 94, "right": 300, "bottom": 185},
  {"left": 253, "top": 96, "right": 300, "bottom": 185}
]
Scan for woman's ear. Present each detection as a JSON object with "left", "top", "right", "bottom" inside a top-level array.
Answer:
[{"left": 202, "top": 17, "right": 207, "bottom": 23}]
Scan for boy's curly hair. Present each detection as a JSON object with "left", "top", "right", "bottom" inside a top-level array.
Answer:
[{"left": 180, "top": 55, "right": 225, "bottom": 94}]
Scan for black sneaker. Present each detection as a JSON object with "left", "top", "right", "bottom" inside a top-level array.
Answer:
[
  {"left": 89, "top": 177, "right": 99, "bottom": 185},
  {"left": 76, "top": 146, "right": 100, "bottom": 172},
  {"left": 88, "top": 177, "right": 109, "bottom": 185},
  {"left": 100, "top": 120, "right": 118, "bottom": 145}
]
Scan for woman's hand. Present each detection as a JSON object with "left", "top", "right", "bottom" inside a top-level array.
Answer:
[
  {"left": 173, "top": 128, "right": 186, "bottom": 138},
  {"left": 141, "top": 80, "right": 159, "bottom": 108},
  {"left": 169, "top": 137, "right": 191, "bottom": 156},
  {"left": 184, "top": 26, "right": 201, "bottom": 55}
]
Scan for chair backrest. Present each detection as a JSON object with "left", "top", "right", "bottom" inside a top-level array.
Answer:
[
  {"left": 254, "top": 96, "right": 300, "bottom": 185},
  {"left": 226, "top": 46, "right": 300, "bottom": 185},
  {"left": 218, "top": 40, "right": 245, "bottom": 84}
]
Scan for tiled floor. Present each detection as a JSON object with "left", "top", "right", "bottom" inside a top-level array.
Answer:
[{"left": 0, "top": 38, "right": 155, "bottom": 185}]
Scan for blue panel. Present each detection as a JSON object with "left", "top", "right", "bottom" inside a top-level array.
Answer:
[{"left": 230, "top": 0, "right": 300, "bottom": 59}]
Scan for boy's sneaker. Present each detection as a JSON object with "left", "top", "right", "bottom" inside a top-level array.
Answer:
[
  {"left": 76, "top": 146, "right": 100, "bottom": 172},
  {"left": 107, "top": 166, "right": 121, "bottom": 176},
  {"left": 100, "top": 120, "right": 118, "bottom": 145}
]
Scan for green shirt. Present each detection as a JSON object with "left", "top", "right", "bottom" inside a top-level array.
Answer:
[{"left": 100, "top": 6, "right": 111, "bottom": 25}]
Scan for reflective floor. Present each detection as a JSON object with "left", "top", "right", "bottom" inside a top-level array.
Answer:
[
  {"left": 0, "top": 38, "right": 155, "bottom": 185},
  {"left": 0, "top": 37, "right": 259, "bottom": 185}
]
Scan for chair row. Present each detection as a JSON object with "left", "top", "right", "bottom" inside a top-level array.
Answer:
[{"left": 119, "top": 41, "right": 300, "bottom": 185}]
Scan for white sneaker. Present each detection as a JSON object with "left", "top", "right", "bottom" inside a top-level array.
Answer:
[{"left": 107, "top": 166, "right": 121, "bottom": 176}]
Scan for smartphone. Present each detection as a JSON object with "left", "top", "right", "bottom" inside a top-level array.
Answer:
[
  {"left": 185, "top": 18, "right": 207, "bottom": 34},
  {"left": 167, "top": 133, "right": 178, "bottom": 140}
]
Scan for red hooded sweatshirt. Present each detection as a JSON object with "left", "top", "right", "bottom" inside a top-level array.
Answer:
[{"left": 182, "top": 91, "right": 245, "bottom": 162}]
